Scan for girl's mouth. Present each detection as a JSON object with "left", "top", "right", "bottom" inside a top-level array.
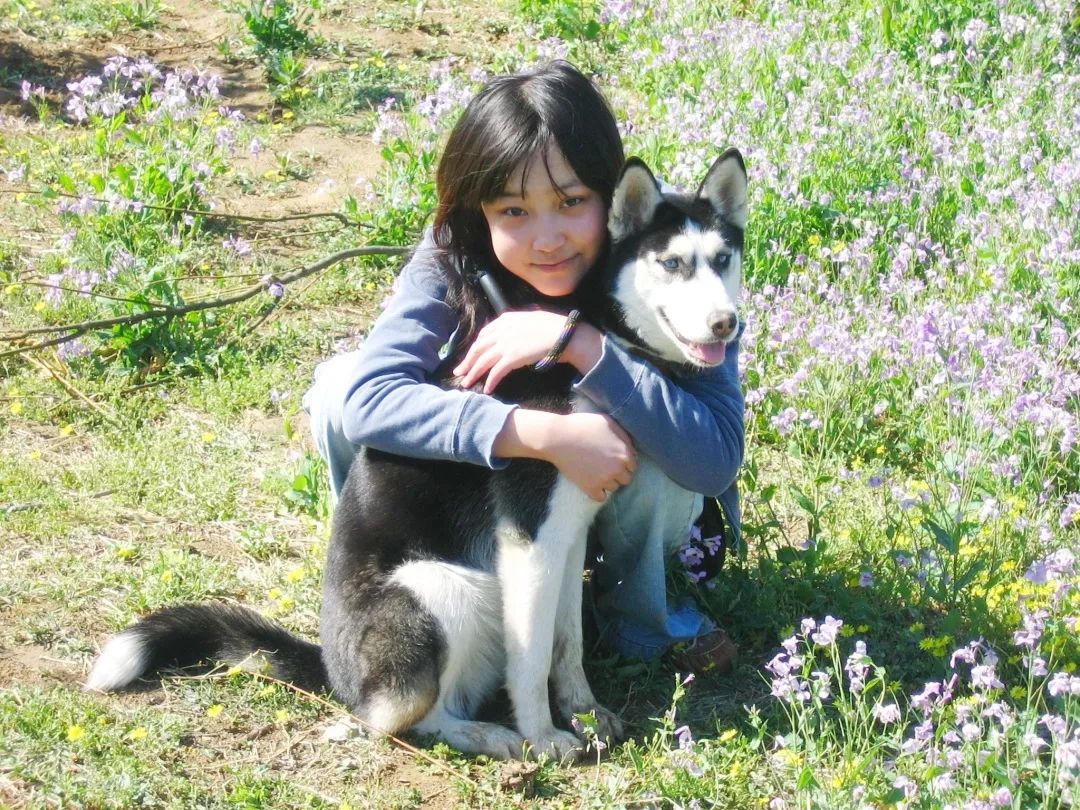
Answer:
[{"left": 534, "top": 254, "right": 578, "bottom": 272}]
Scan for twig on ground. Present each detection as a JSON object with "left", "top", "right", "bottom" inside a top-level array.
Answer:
[
  {"left": 0, "top": 245, "right": 408, "bottom": 359},
  {"left": 23, "top": 353, "right": 116, "bottom": 424}
]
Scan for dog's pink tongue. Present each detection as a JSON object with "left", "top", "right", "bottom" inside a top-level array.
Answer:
[{"left": 689, "top": 340, "right": 727, "bottom": 365}]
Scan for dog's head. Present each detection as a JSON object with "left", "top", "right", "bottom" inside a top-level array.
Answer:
[{"left": 604, "top": 149, "right": 746, "bottom": 370}]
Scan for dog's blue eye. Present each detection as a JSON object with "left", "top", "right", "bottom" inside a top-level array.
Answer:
[
  {"left": 661, "top": 257, "right": 681, "bottom": 270},
  {"left": 715, "top": 254, "right": 731, "bottom": 268}
]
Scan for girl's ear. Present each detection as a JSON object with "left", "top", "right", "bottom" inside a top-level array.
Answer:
[
  {"left": 609, "top": 158, "right": 664, "bottom": 242},
  {"left": 698, "top": 148, "right": 747, "bottom": 230}
]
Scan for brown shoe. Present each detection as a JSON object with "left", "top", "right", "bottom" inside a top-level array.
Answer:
[{"left": 671, "top": 628, "right": 738, "bottom": 675}]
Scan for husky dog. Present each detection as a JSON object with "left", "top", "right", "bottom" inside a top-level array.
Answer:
[{"left": 87, "top": 149, "right": 747, "bottom": 761}]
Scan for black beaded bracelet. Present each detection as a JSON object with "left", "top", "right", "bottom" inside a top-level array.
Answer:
[{"left": 534, "top": 309, "right": 581, "bottom": 372}]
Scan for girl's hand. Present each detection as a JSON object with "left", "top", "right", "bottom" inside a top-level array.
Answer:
[
  {"left": 453, "top": 310, "right": 566, "bottom": 393},
  {"left": 544, "top": 412, "right": 637, "bottom": 502},
  {"left": 494, "top": 410, "right": 637, "bottom": 502},
  {"left": 454, "top": 311, "right": 603, "bottom": 393}
]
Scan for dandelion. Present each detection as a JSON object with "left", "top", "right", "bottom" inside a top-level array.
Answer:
[
  {"left": 206, "top": 704, "right": 224, "bottom": 718},
  {"left": 126, "top": 726, "right": 148, "bottom": 741},
  {"left": 66, "top": 725, "right": 86, "bottom": 741}
]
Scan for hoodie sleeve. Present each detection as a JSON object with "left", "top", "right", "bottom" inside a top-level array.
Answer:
[
  {"left": 571, "top": 330, "right": 745, "bottom": 496},
  {"left": 339, "top": 246, "right": 516, "bottom": 468}
]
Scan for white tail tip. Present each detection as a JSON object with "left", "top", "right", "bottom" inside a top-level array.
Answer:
[{"left": 85, "top": 632, "right": 150, "bottom": 692}]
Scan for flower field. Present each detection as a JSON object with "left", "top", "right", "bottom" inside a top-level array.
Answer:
[{"left": 0, "top": 0, "right": 1077, "bottom": 807}]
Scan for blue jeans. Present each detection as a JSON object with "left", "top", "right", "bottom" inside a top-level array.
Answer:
[{"left": 303, "top": 351, "right": 714, "bottom": 660}]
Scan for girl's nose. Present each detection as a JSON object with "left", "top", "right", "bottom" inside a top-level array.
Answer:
[{"left": 531, "top": 218, "right": 566, "bottom": 252}]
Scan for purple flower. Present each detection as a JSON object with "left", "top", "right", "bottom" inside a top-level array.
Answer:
[
  {"left": 262, "top": 275, "right": 285, "bottom": 300},
  {"left": 911, "top": 681, "right": 942, "bottom": 713},
  {"left": 1013, "top": 609, "right": 1048, "bottom": 649},
  {"left": 811, "top": 615, "right": 843, "bottom": 647},
  {"left": 224, "top": 235, "right": 252, "bottom": 256},
  {"left": 858, "top": 570, "right": 874, "bottom": 588},
  {"left": 1048, "top": 672, "right": 1080, "bottom": 697},
  {"left": 872, "top": 702, "right": 901, "bottom": 724},
  {"left": 674, "top": 724, "right": 694, "bottom": 751}
]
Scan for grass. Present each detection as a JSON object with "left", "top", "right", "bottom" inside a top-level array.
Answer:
[{"left": 1, "top": 0, "right": 1079, "bottom": 806}]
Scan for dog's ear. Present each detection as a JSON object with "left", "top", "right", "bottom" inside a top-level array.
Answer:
[
  {"left": 698, "top": 148, "right": 747, "bottom": 230},
  {"left": 609, "top": 158, "right": 664, "bottom": 242}
]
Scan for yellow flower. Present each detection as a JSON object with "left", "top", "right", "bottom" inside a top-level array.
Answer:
[
  {"left": 59, "top": 424, "right": 74, "bottom": 436},
  {"left": 116, "top": 546, "right": 137, "bottom": 561},
  {"left": 287, "top": 566, "right": 305, "bottom": 583},
  {"left": 160, "top": 570, "right": 174, "bottom": 583},
  {"left": 718, "top": 728, "right": 738, "bottom": 743},
  {"left": 126, "top": 726, "right": 148, "bottom": 741},
  {"left": 29, "top": 450, "right": 42, "bottom": 460},
  {"left": 274, "top": 709, "right": 290, "bottom": 723},
  {"left": 34, "top": 300, "right": 47, "bottom": 312},
  {"left": 201, "top": 432, "right": 215, "bottom": 443},
  {"left": 10, "top": 402, "right": 23, "bottom": 415},
  {"left": 807, "top": 234, "right": 822, "bottom": 247},
  {"left": 66, "top": 725, "right": 86, "bottom": 742},
  {"left": 206, "top": 704, "right": 224, "bottom": 718}
]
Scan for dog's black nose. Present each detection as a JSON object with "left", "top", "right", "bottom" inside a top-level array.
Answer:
[{"left": 709, "top": 312, "right": 738, "bottom": 340}]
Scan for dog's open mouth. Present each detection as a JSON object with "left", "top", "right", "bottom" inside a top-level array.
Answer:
[{"left": 660, "top": 309, "right": 731, "bottom": 366}]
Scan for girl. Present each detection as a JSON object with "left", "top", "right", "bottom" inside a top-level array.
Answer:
[{"left": 304, "top": 61, "right": 742, "bottom": 674}]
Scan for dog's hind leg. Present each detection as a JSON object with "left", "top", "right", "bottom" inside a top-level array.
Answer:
[
  {"left": 499, "top": 476, "right": 598, "bottom": 761},
  {"left": 321, "top": 583, "right": 443, "bottom": 737},
  {"left": 550, "top": 534, "right": 625, "bottom": 746},
  {"left": 390, "top": 561, "right": 526, "bottom": 758}
]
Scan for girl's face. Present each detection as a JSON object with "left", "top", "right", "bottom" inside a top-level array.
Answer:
[{"left": 481, "top": 145, "right": 607, "bottom": 298}]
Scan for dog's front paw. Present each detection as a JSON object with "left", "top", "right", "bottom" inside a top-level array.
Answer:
[
  {"left": 570, "top": 705, "right": 625, "bottom": 749},
  {"left": 525, "top": 728, "right": 583, "bottom": 763}
]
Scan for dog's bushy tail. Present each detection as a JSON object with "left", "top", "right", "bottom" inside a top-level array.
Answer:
[{"left": 85, "top": 603, "right": 327, "bottom": 694}]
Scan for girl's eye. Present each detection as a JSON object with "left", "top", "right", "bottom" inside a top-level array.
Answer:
[
  {"left": 661, "top": 257, "right": 681, "bottom": 271},
  {"left": 503, "top": 206, "right": 527, "bottom": 217},
  {"left": 561, "top": 196, "right": 584, "bottom": 208}
]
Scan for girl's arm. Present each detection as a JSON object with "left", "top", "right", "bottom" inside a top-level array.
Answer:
[
  {"left": 451, "top": 310, "right": 743, "bottom": 496},
  {"left": 568, "top": 325, "right": 745, "bottom": 497},
  {"left": 340, "top": 249, "right": 517, "bottom": 467}
]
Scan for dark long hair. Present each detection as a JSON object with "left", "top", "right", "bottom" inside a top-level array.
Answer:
[{"left": 431, "top": 61, "right": 624, "bottom": 353}]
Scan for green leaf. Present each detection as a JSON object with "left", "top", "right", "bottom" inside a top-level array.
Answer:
[
  {"left": 960, "top": 177, "right": 975, "bottom": 195},
  {"left": 878, "top": 787, "right": 906, "bottom": 805},
  {"left": 924, "top": 519, "right": 957, "bottom": 555},
  {"left": 797, "top": 766, "right": 818, "bottom": 790}
]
